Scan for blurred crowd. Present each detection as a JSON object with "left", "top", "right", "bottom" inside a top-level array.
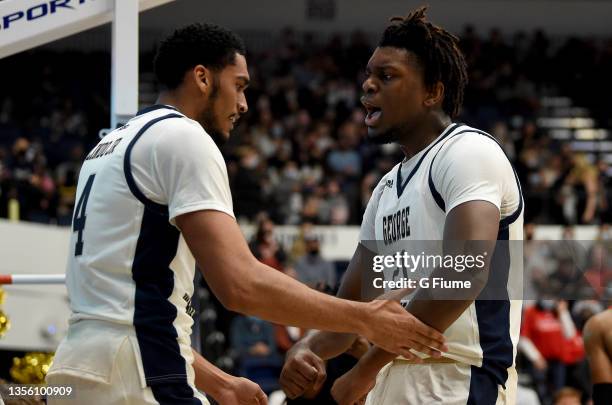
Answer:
[
  {"left": 1, "top": 27, "right": 612, "bottom": 226},
  {"left": 1, "top": 26, "right": 611, "bottom": 405},
  {"left": 518, "top": 223, "right": 612, "bottom": 404}
]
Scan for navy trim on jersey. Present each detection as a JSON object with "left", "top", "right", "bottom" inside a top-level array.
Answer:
[
  {"left": 123, "top": 113, "right": 183, "bottom": 215},
  {"left": 428, "top": 168, "right": 446, "bottom": 212},
  {"left": 473, "top": 226, "right": 514, "bottom": 389},
  {"left": 427, "top": 128, "right": 524, "bottom": 228},
  {"left": 396, "top": 123, "right": 460, "bottom": 198},
  {"left": 467, "top": 365, "right": 500, "bottom": 404},
  {"left": 132, "top": 206, "right": 200, "bottom": 405},
  {"left": 136, "top": 104, "right": 179, "bottom": 117}
]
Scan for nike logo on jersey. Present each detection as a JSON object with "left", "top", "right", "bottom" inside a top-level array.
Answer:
[{"left": 382, "top": 205, "right": 410, "bottom": 245}]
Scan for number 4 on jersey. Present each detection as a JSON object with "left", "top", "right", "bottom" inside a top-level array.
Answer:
[{"left": 73, "top": 174, "right": 96, "bottom": 256}]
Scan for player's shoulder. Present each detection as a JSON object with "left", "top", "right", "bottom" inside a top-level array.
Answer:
[
  {"left": 441, "top": 124, "right": 505, "bottom": 158},
  {"left": 153, "top": 113, "right": 205, "bottom": 136},
  {"left": 584, "top": 309, "right": 612, "bottom": 337},
  {"left": 152, "top": 115, "right": 222, "bottom": 157}
]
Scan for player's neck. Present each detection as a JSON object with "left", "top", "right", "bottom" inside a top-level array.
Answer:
[
  {"left": 399, "top": 114, "right": 451, "bottom": 159},
  {"left": 156, "top": 90, "right": 199, "bottom": 121}
]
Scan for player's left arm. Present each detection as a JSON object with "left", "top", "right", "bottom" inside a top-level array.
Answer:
[{"left": 191, "top": 348, "right": 268, "bottom": 404}]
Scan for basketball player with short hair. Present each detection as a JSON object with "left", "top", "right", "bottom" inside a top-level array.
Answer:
[
  {"left": 46, "top": 23, "right": 446, "bottom": 405},
  {"left": 584, "top": 309, "right": 612, "bottom": 405},
  {"left": 280, "top": 7, "right": 523, "bottom": 404}
]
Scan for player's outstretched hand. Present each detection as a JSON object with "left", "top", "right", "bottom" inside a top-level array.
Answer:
[
  {"left": 361, "top": 299, "right": 447, "bottom": 359},
  {"left": 331, "top": 365, "right": 375, "bottom": 405},
  {"left": 216, "top": 376, "right": 268, "bottom": 405},
  {"left": 280, "top": 343, "right": 327, "bottom": 399}
]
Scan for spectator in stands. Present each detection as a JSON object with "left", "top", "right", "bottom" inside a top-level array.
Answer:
[
  {"left": 520, "top": 300, "right": 584, "bottom": 404},
  {"left": 293, "top": 233, "right": 336, "bottom": 291},
  {"left": 326, "top": 121, "right": 362, "bottom": 179},
  {"left": 230, "top": 315, "right": 283, "bottom": 393},
  {"left": 584, "top": 243, "right": 612, "bottom": 298},
  {"left": 321, "top": 179, "right": 350, "bottom": 225},
  {"left": 233, "top": 147, "right": 268, "bottom": 220},
  {"left": 249, "top": 215, "right": 287, "bottom": 271},
  {"left": 289, "top": 222, "right": 314, "bottom": 263},
  {"left": 271, "top": 161, "right": 303, "bottom": 225},
  {"left": 547, "top": 258, "right": 591, "bottom": 298},
  {"left": 54, "top": 144, "right": 83, "bottom": 224},
  {"left": 557, "top": 154, "right": 599, "bottom": 225},
  {"left": 230, "top": 315, "right": 278, "bottom": 361}
]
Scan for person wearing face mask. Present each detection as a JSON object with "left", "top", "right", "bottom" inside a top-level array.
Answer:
[
  {"left": 519, "top": 300, "right": 583, "bottom": 404},
  {"left": 293, "top": 233, "right": 336, "bottom": 292}
]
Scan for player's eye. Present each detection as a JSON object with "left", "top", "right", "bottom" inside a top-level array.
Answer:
[{"left": 381, "top": 73, "right": 393, "bottom": 82}]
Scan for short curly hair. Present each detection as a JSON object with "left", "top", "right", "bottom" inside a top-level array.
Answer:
[
  {"left": 379, "top": 6, "right": 468, "bottom": 118},
  {"left": 154, "top": 23, "right": 246, "bottom": 90}
]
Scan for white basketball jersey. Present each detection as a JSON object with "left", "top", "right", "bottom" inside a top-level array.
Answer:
[
  {"left": 62, "top": 104, "right": 234, "bottom": 387},
  {"left": 360, "top": 123, "right": 524, "bottom": 389}
]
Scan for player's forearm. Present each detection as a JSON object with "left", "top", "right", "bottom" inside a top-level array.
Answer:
[
  {"left": 191, "top": 349, "right": 232, "bottom": 400},
  {"left": 405, "top": 298, "right": 476, "bottom": 333},
  {"left": 299, "top": 329, "right": 358, "bottom": 360},
  {"left": 351, "top": 346, "right": 396, "bottom": 381},
  {"left": 237, "top": 262, "right": 369, "bottom": 336}
]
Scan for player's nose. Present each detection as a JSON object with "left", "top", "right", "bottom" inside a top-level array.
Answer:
[
  {"left": 361, "top": 77, "right": 377, "bottom": 94},
  {"left": 238, "top": 93, "right": 248, "bottom": 114}
]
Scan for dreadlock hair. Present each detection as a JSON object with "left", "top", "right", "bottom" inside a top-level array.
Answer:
[
  {"left": 379, "top": 6, "right": 468, "bottom": 118},
  {"left": 154, "top": 23, "right": 246, "bottom": 90}
]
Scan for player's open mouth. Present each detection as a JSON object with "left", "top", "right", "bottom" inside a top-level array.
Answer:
[
  {"left": 362, "top": 99, "right": 382, "bottom": 127},
  {"left": 364, "top": 107, "right": 382, "bottom": 127}
]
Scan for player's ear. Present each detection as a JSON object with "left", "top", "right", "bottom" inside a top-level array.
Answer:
[
  {"left": 424, "top": 82, "right": 444, "bottom": 108},
  {"left": 193, "top": 65, "right": 211, "bottom": 94}
]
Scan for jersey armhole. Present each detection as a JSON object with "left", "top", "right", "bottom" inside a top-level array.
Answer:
[
  {"left": 123, "top": 113, "right": 183, "bottom": 216},
  {"left": 427, "top": 130, "right": 524, "bottom": 229}
]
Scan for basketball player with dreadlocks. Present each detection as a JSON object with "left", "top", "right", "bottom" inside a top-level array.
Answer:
[{"left": 279, "top": 7, "right": 523, "bottom": 404}]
